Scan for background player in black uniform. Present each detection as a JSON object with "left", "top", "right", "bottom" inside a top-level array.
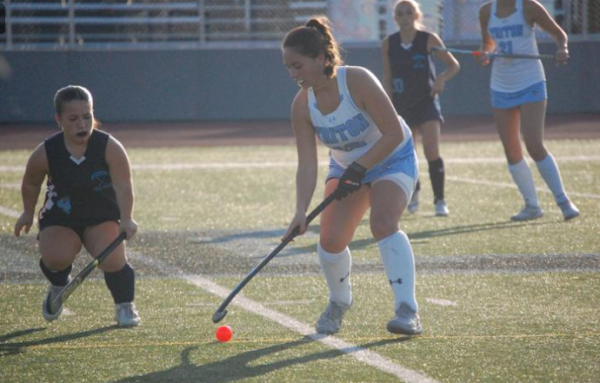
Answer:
[
  {"left": 382, "top": 0, "right": 460, "bottom": 216},
  {"left": 14, "top": 85, "right": 141, "bottom": 327}
]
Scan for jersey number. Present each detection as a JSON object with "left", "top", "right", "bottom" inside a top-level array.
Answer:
[
  {"left": 393, "top": 78, "right": 404, "bottom": 93},
  {"left": 57, "top": 196, "right": 72, "bottom": 215},
  {"left": 498, "top": 41, "right": 514, "bottom": 55}
]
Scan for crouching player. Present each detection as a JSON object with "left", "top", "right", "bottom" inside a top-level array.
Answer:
[{"left": 14, "top": 85, "right": 141, "bottom": 327}]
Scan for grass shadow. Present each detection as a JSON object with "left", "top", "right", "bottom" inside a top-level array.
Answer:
[
  {"left": 0, "top": 325, "right": 119, "bottom": 357},
  {"left": 110, "top": 335, "right": 412, "bottom": 383},
  {"left": 287, "top": 220, "right": 550, "bottom": 254}
]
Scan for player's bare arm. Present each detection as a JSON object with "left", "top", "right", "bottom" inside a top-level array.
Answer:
[
  {"left": 428, "top": 33, "right": 460, "bottom": 95},
  {"left": 14, "top": 143, "right": 48, "bottom": 237},
  {"left": 346, "top": 66, "right": 404, "bottom": 169},
  {"left": 381, "top": 36, "right": 394, "bottom": 98},
  {"left": 524, "top": 0, "right": 569, "bottom": 64},
  {"left": 286, "top": 89, "right": 319, "bottom": 236},
  {"left": 106, "top": 136, "right": 138, "bottom": 239},
  {"left": 478, "top": 2, "right": 495, "bottom": 65}
]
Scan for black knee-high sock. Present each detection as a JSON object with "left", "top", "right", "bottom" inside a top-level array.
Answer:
[
  {"left": 104, "top": 263, "right": 135, "bottom": 304},
  {"left": 428, "top": 157, "right": 445, "bottom": 203},
  {"left": 415, "top": 179, "right": 421, "bottom": 193},
  {"left": 40, "top": 259, "right": 72, "bottom": 286}
]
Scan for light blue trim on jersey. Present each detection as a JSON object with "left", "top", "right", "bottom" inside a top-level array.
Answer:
[
  {"left": 326, "top": 134, "right": 417, "bottom": 184},
  {"left": 489, "top": 0, "right": 545, "bottom": 92},
  {"left": 491, "top": 81, "right": 547, "bottom": 109},
  {"left": 308, "top": 66, "right": 410, "bottom": 168}
]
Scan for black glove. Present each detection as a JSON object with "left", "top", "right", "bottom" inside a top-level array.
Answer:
[{"left": 335, "top": 161, "right": 367, "bottom": 201}]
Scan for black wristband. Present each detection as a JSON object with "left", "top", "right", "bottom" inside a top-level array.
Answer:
[{"left": 348, "top": 161, "right": 367, "bottom": 177}]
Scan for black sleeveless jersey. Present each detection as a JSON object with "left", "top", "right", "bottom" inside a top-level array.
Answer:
[
  {"left": 387, "top": 30, "right": 437, "bottom": 113},
  {"left": 38, "top": 129, "right": 120, "bottom": 228}
]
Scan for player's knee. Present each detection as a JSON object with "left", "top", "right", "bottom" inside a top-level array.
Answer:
[
  {"left": 424, "top": 150, "right": 440, "bottom": 161},
  {"left": 504, "top": 149, "right": 522, "bottom": 164},
  {"left": 319, "top": 235, "right": 349, "bottom": 254},
  {"left": 525, "top": 144, "right": 547, "bottom": 162},
  {"left": 98, "top": 255, "right": 127, "bottom": 273},
  {"left": 41, "top": 254, "right": 72, "bottom": 271},
  {"left": 370, "top": 218, "right": 399, "bottom": 241}
]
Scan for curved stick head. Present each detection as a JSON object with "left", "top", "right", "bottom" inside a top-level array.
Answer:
[{"left": 212, "top": 309, "right": 227, "bottom": 323}]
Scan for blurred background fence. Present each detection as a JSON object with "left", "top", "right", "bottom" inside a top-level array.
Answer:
[
  {"left": 1, "top": 1, "right": 599, "bottom": 123},
  {"left": 1, "top": 0, "right": 599, "bottom": 50}
]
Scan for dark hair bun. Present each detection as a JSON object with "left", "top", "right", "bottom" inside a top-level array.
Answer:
[{"left": 305, "top": 18, "right": 327, "bottom": 35}]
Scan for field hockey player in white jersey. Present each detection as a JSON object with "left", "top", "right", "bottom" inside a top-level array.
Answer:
[
  {"left": 479, "top": 0, "right": 579, "bottom": 221},
  {"left": 281, "top": 17, "right": 422, "bottom": 336}
]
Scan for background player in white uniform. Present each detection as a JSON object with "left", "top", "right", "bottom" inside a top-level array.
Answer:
[
  {"left": 479, "top": 0, "right": 579, "bottom": 221},
  {"left": 282, "top": 17, "right": 422, "bottom": 336}
]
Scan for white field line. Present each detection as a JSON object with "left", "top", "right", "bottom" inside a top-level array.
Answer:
[
  {"left": 425, "top": 298, "right": 458, "bottom": 307},
  {"left": 0, "top": 154, "right": 598, "bottom": 173},
  {"left": 444, "top": 155, "right": 600, "bottom": 164},
  {"left": 447, "top": 176, "right": 600, "bottom": 200},
  {"left": 0, "top": 205, "right": 20, "bottom": 218},
  {"left": 185, "top": 299, "right": 314, "bottom": 307},
  {"left": 133, "top": 253, "right": 440, "bottom": 383},
  {"left": 1, "top": 154, "right": 598, "bottom": 219},
  {"left": 0, "top": 183, "right": 20, "bottom": 190}
]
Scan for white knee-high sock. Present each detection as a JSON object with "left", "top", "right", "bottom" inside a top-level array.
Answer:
[
  {"left": 377, "top": 231, "right": 418, "bottom": 312},
  {"left": 508, "top": 159, "right": 539, "bottom": 207},
  {"left": 536, "top": 154, "right": 568, "bottom": 204},
  {"left": 318, "top": 243, "right": 352, "bottom": 305}
]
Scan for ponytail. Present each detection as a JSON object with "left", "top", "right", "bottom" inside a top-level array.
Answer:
[{"left": 282, "top": 16, "right": 343, "bottom": 78}]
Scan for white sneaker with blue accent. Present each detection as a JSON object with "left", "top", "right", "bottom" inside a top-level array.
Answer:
[
  {"left": 435, "top": 199, "right": 449, "bottom": 217},
  {"left": 42, "top": 283, "right": 65, "bottom": 322},
  {"left": 407, "top": 189, "right": 419, "bottom": 213},
  {"left": 558, "top": 200, "right": 580, "bottom": 221},
  {"left": 387, "top": 302, "right": 423, "bottom": 335},
  {"left": 315, "top": 300, "right": 352, "bottom": 335},
  {"left": 510, "top": 205, "right": 543, "bottom": 221}
]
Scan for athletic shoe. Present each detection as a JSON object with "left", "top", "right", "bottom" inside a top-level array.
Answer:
[
  {"left": 42, "top": 278, "right": 71, "bottom": 322},
  {"left": 558, "top": 200, "right": 580, "bottom": 221},
  {"left": 434, "top": 199, "right": 449, "bottom": 217},
  {"left": 510, "top": 205, "right": 543, "bottom": 221},
  {"left": 315, "top": 300, "right": 352, "bottom": 335},
  {"left": 115, "top": 302, "right": 141, "bottom": 327},
  {"left": 407, "top": 189, "right": 419, "bottom": 213},
  {"left": 386, "top": 302, "right": 423, "bottom": 335}
]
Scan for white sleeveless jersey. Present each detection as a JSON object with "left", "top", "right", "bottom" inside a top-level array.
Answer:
[
  {"left": 308, "top": 66, "right": 411, "bottom": 168},
  {"left": 488, "top": 0, "right": 545, "bottom": 92}
]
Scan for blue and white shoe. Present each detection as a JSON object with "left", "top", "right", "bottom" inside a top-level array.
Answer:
[
  {"left": 407, "top": 189, "right": 419, "bottom": 213},
  {"left": 315, "top": 300, "right": 352, "bottom": 335},
  {"left": 558, "top": 200, "right": 580, "bottom": 221},
  {"left": 511, "top": 205, "right": 543, "bottom": 221},
  {"left": 435, "top": 199, "right": 449, "bottom": 217},
  {"left": 387, "top": 302, "right": 423, "bottom": 335},
  {"left": 42, "top": 280, "right": 69, "bottom": 322},
  {"left": 115, "top": 302, "right": 141, "bottom": 327}
]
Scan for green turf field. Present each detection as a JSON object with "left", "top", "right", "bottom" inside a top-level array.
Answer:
[{"left": 1, "top": 140, "right": 599, "bottom": 383}]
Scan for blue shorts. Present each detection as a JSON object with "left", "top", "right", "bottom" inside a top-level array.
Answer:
[
  {"left": 327, "top": 137, "right": 418, "bottom": 198},
  {"left": 491, "top": 81, "right": 547, "bottom": 109}
]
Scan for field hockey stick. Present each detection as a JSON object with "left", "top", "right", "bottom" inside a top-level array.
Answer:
[
  {"left": 432, "top": 46, "right": 554, "bottom": 61},
  {"left": 51, "top": 232, "right": 127, "bottom": 308},
  {"left": 212, "top": 193, "right": 336, "bottom": 323}
]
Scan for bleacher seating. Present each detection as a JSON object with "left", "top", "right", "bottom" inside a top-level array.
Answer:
[{"left": 1, "top": 0, "right": 328, "bottom": 48}]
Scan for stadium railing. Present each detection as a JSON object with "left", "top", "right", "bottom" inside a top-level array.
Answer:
[
  {"left": 0, "top": 0, "right": 328, "bottom": 50},
  {"left": 1, "top": 0, "right": 598, "bottom": 51}
]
